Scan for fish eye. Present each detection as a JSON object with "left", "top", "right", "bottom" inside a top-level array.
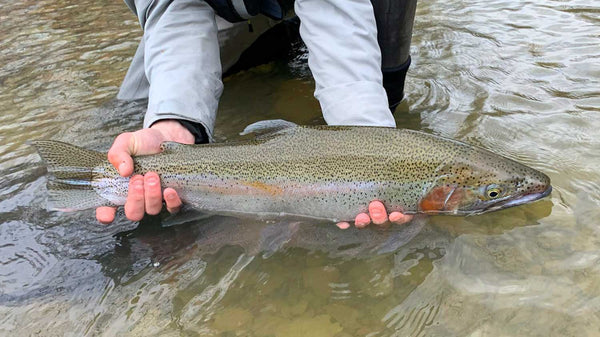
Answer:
[{"left": 486, "top": 186, "right": 502, "bottom": 199}]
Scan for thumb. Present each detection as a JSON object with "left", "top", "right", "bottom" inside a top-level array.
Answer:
[{"left": 107, "top": 130, "right": 164, "bottom": 176}]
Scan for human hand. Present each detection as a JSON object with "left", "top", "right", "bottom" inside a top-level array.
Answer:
[
  {"left": 336, "top": 201, "right": 413, "bottom": 229},
  {"left": 95, "top": 120, "right": 195, "bottom": 224}
]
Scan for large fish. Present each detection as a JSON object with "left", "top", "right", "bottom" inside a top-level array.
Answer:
[{"left": 33, "top": 120, "right": 551, "bottom": 222}]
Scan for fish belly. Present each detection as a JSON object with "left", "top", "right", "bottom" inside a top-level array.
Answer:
[{"left": 169, "top": 175, "right": 422, "bottom": 222}]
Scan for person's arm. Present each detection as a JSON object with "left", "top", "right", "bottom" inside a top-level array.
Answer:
[
  {"left": 295, "top": 0, "right": 412, "bottom": 228},
  {"left": 294, "top": 0, "right": 396, "bottom": 127},
  {"left": 97, "top": 0, "right": 221, "bottom": 223},
  {"left": 142, "top": 0, "right": 222, "bottom": 134}
]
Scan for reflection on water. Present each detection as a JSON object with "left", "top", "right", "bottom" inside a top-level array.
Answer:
[{"left": 0, "top": 0, "right": 599, "bottom": 335}]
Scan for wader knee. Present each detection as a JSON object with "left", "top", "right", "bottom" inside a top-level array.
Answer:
[{"left": 371, "top": 0, "right": 418, "bottom": 111}]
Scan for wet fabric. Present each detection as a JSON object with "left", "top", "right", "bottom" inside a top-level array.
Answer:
[{"left": 119, "top": 0, "right": 395, "bottom": 138}]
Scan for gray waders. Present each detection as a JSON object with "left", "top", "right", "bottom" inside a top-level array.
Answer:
[
  {"left": 206, "top": 0, "right": 417, "bottom": 112},
  {"left": 204, "top": 0, "right": 417, "bottom": 112}
]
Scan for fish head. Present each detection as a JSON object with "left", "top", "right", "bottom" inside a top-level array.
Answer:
[{"left": 420, "top": 148, "right": 552, "bottom": 215}]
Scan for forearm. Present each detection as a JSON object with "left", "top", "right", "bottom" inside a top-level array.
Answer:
[
  {"left": 295, "top": 0, "right": 395, "bottom": 127},
  {"left": 134, "top": 0, "right": 223, "bottom": 137}
]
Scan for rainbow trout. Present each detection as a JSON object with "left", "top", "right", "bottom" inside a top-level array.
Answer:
[{"left": 33, "top": 120, "right": 551, "bottom": 222}]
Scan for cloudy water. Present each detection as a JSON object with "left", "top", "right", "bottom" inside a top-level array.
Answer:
[{"left": 0, "top": 0, "right": 599, "bottom": 336}]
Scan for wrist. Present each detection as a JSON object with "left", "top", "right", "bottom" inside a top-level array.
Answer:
[
  {"left": 177, "top": 120, "right": 209, "bottom": 144},
  {"left": 150, "top": 120, "right": 195, "bottom": 144}
]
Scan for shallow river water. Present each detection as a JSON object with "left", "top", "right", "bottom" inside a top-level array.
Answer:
[{"left": 1, "top": 0, "right": 599, "bottom": 336}]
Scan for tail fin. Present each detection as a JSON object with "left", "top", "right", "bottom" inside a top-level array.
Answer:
[{"left": 32, "top": 140, "right": 113, "bottom": 211}]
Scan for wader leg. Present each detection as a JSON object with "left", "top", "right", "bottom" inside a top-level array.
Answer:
[{"left": 371, "top": 0, "right": 417, "bottom": 111}]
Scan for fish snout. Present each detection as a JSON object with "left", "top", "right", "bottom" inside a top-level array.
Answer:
[
  {"left": 523, "top": 172, "right": 552, "bottom": 196},
  {"left": 495, "top": 172, "right": 552, "bottom": 211}
]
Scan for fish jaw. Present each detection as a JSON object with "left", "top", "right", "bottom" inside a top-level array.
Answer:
[{"left": 478, "top": 185, "right": 552, "bottom": 214}]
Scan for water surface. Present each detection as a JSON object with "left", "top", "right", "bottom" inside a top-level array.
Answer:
[{"left": 0, "top": 0, "right": 599, "bottom": 336}]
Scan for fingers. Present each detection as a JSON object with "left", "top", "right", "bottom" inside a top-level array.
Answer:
[
  {"left": 144, "top": 172, "right": 163, "bottom": 215},
  {"left": 350, "top": 201, "right": 412, "bottom": 229},
  {"left": 96, "top": 207, "right": 117, "bottom": 224},
  {"left": 98, "top": 173, "right": 173, "bottom": 223},
  {"left": 108, "top": 133, "right": 136, "bottom": 177},
  {"left": 163, "top": 188, "right": 182, "bottom": 214},
  {"left": 389, "top": 212, "right": 413, "bottom": 225},
  {"left": 368, "top": 201, "right": 388, "bottom": 225},
  {"left": 124, "top": 175, "right": 146, "bottom": 221},
  {"left": 124, "top": 173, "right": 172, "bottom": 220},
  {"left": 336, "top": 221, "right": 351, "bottom": 230},
  {"left": 354, "top": 213, "right": 371, "bottom": 228}
]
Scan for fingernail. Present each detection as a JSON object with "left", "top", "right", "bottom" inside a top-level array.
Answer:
[
  {"left": 132, "top": 179, "right": 143, "bottom": 188},
  {"left": 146, "top": 177, "right": 158, "bottom": 186},
  {"left": 119, "top": 162, "right": 127, "bottom": 174}
]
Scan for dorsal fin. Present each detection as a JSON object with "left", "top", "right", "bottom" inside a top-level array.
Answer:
[{"left": 240, "top": 119, "right": 298, "bottom": 136}]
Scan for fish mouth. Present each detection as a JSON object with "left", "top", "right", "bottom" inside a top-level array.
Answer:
[{"left": 482, "top": 185, "right": 552, "bottom": 213}]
